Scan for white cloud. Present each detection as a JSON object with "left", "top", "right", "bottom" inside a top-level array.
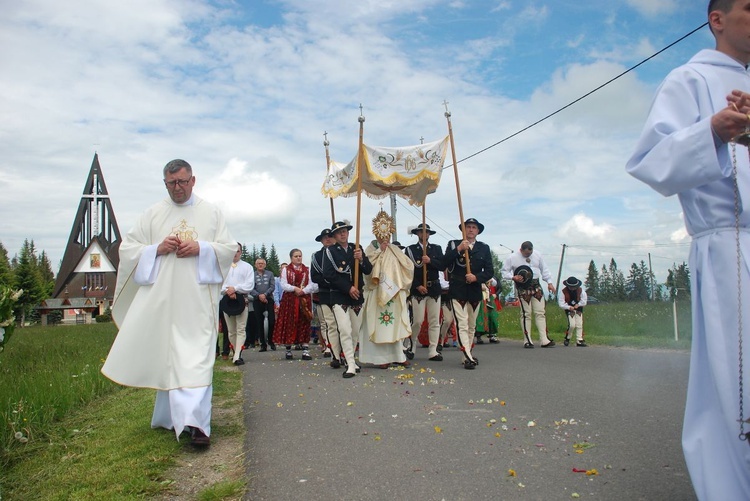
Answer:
[
  {"left": 627, "top": 0, "right": 678, "bottom": 17},
  {"left": 556, "top": 213, "right": 615, "bottom": 241}
]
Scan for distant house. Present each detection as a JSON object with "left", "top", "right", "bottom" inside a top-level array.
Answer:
[{"left": 38, "top": 154, "right": 121, "bottom": 325}]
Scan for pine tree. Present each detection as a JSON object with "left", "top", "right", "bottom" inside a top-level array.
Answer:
[
  {"left": 259, "top": 243, "right": 268, "bottom": 262},
  {"left": 626, "top": 260, "right": 650, "bottom": 301},
  {"left": 37, "top": 250, "right": 56, "bottom": 298},
  {"left": 609, "top": 258, "right": 626, "bottom": 302},
  {"left": 599, "top": 264, "right": 611, "bottom": 300},
  {"left": 585, "top": 260, "right": 599, "bottom": 297},
  {"left": 666, "top": 262, "right": 691, "bottom": 299},
  {"left": 241, "top": 244, "right": 252, "bottom": 264},
  {"left": 267, "top": 244, "right": 280, "bottom": 275},
  {"left": 0, "top": 242, "right": 13, "bottom": 288},
  {"left": 13, "top": 239, "right": 45, "bottom": 327}
]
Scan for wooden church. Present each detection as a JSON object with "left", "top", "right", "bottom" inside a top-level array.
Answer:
[{"left": 37, "top": 154, "right": 121, "bottom": 325}]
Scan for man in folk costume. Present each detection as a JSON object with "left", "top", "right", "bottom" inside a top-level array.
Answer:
[
  {"left": 310, "top": 228, "right": 336, "bottom": 359},
  {"left": 102, "top": 159, "right": 236, "bottom": 447},
  {"left": 219, "top": 242, "right": 255, "bottom": 365},
  {"left": 558, "top": 276, "right": 587, "bottom": 347},
  {"left": 321, "top": 220, "right": 373, "bottom": 378},
  {"left": 404, "top": 223, "right": 445, "bottom": 361},
  {"left": 438, "top": 270, "right": 456, "bottom": 348},
  {"left": 444, "top": 218, "right": 495, "bottom": 370},
  {"left": 501, "top": 241, "right": 556, "bottom": 349},
  {"left": 627, "top": 2, "right": 750, "bottom": 497}
]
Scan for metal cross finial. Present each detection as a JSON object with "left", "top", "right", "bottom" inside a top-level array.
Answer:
[
  {"left": 323, "top": 131, "right": 329, "bottom": 147},
  {"left": 443, "top": 99, "right": 451, "bottom": 118},
  {"left": 358, "top": 103, "right": 365, "bottom": 123},
  {"left": 420, "top": 136, "right": 424, "bottom": 144},
  {"left": 359, "top": 103, "right": 364, "bottom": 116}
]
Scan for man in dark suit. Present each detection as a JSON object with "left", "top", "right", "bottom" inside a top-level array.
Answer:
[
  {"left": 310, "top": 228, "right": 336, "bottom": 359},
  {"left": 404, "top": 223, "right": 444, "bottom": 362},
  {"left": 321, "top": 220, "right": 373, "bottom": 378},
  {"left": 444, "top": 218, "right": 494, "bottom": 370}
]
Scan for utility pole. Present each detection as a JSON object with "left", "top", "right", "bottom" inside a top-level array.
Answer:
[
  {"left": 554, "top": 243, "right": 566, "bottom": 295},
  {"left": 648, "top": 252, "right": 655, "bottom": 301}
]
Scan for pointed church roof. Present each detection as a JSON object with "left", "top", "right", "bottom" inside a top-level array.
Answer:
[{"left": 53, "top": 154, "right": 122, "bottom": 298}]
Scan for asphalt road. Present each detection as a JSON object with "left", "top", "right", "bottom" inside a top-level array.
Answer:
[{"left": 241, "top": 340, "right": 696, "bottom": 501}]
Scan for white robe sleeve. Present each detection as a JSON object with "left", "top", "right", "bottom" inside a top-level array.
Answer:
[
  {"left": 626, "top": 66, "right": 731, "bottom": 197},
  {"left": 133, "top": 244, "right": 160, "bottom": 285},
  {"left": 196, "top": 241, "right": 222, "bottom": 284}
]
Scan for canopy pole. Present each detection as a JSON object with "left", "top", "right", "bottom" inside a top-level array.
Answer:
[
  {"left": 444, "top": 100, "right": 471, "bottom": 274},
  {"left": 422, "top": 204, "right": 428, "bottom": 288},
  {"left": 323, "top": 131, "right": 336, "bottom": 224},
  {"left": 354, "top": 105, "right": 365, "bottom": 289}
]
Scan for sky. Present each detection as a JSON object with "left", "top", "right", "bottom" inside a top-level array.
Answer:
[{"left": 1, "top": 0, "right": 713, "bottom": 288}]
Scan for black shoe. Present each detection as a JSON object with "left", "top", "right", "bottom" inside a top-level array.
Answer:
[
  {"left": 233, "top": 358, "right": 245, "bottom": 366},
  {"left": 301, "top": 351, "right": 312, "bottom": 360},
  {"left": 475, "top": 337, "right": 484, "bottom": 344},
  {"left": 189, "top": 426, "right": 211, "bottom": 447},
  {"left": 436, "top": 344, "right": 443, "bottom": 353},
  {"left": 429, "top": 354, "right": 444, "bottom": 362},
  {"left": 524, "top": 342, "right": 534, "bottom": 349},
  {"left": 488, "top": 336, "right": 499, "bottom": 344},
  {"left": 258, "top": 346, "right": 268, "bottom": 352},
  {"left": 576, "top": 341, "right": 588, "bottom": 347},
  {"left": 269, "top": 343, "right": 277, "bottom": 351},
  {"left": 342, "top": 371, "right": 356, "bottom": 378},
  {"left": 323, "top": 351, "right": 332, "bottom": 358},
  {"left": 285, "top": 351, "right": 293, "bottom": 360},
  {"left": 541, "top": 340, "right": 556, "bottom": 348},
  {"left": 404, "top": 350, "right": 415, "bottom": 360},
  {"left": 330, "top": 360, "right": 341, "bottom": 369},
  {"left": 463, "top": 359, "right": 477, "bottom": 370},
  {"left": 443, "top": 342, "right": 450, "bottom": 348},
  {"left": 564, "top": 338, "right": 570, "bottom": 346}
]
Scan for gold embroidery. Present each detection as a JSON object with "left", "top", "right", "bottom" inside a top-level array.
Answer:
[{"left": 172, "top": 219, "right": 198, "bottom": 242}]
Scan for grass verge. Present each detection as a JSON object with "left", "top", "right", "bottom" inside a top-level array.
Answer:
[{"left": 1, "top": 325, "right": 245, "bottom": 500}]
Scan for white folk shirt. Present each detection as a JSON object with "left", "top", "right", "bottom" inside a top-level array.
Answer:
[
  {"left": 222, "top": 260, "right": 255, "bottom": 296},
  {"left": 500, "top": 251, "right": 552, "bottom": 284}
]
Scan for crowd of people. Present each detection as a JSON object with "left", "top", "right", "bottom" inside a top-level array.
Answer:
[{"left": 215, "top": 214, "right": 592, "bottom": 376}]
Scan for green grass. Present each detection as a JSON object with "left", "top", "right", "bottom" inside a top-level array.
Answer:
[
  {"left": 0, "top": 323, "right": 120, "bottom": 471},
  {"left": 494, "top": 299, "right": 693, "bottom": 349},
  {"left": 0, "top": 324, "right": 244, "bottom": 500}
]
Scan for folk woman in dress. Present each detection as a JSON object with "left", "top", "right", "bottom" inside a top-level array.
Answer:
[{"left": 273, "top": 249, "right": 315, "bottom": 360}]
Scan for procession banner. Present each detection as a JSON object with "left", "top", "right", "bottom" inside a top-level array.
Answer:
[{"left": 321, "top": 136, "right": 449, "bottom": 206}]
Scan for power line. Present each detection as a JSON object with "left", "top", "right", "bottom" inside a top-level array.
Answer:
[{"left": 446, "top": 22, "right": 709, "bottom": 166}]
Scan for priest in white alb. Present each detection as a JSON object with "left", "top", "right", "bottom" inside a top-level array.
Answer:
[{"left": 102, "top": 159, "right": 236, "bottom": 447}]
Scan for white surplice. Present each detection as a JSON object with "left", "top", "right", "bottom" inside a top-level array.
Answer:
[{"left": 627, "top": 49, "right": 750, "bottom": 500}]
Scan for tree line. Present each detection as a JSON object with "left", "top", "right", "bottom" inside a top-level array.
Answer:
[
  {"left": 584, "top": 258, "right": 691, "bottom": 302},
  {"left": 0, "top": 240, "right": 56, "bottom": 326}
]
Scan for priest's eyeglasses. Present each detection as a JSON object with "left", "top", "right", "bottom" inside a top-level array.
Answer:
[{"left": 164, "top": 178, "right": 192, "bottom": 188}]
